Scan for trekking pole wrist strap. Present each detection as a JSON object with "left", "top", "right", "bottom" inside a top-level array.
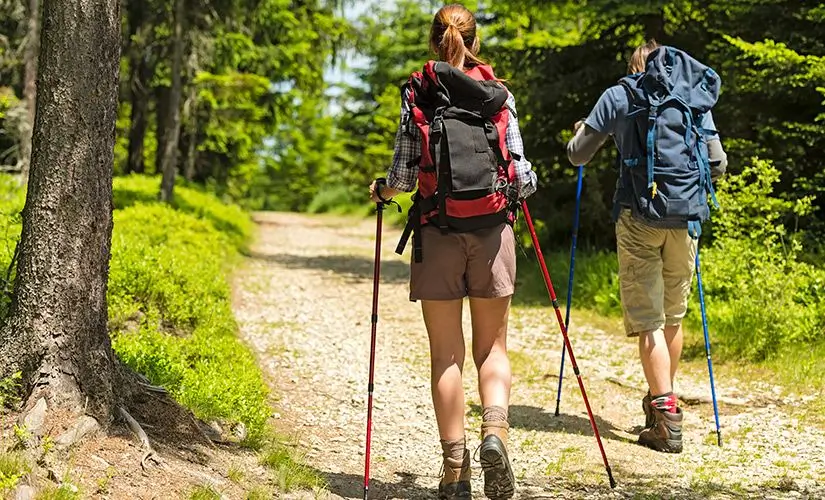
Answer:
[
  {"left": 374, "top": 178, "right": 402, "bottom": 212},
  {"left": 374, "top": 178, "right": 392, "bottom": 203}
]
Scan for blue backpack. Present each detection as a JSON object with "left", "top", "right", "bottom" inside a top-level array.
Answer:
[{"left": 614, "top": 46, "right": 721, "bottom": 238}]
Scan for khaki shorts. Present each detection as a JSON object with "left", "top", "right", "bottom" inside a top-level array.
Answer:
[
  {"left": 616, "top": 210, "right": 697, "bottom": 336},
  {"left": 409, "top": 223, "right": 516, "bottom": 301}
]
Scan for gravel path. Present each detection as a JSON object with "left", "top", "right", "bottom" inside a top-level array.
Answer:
[{"left": 232, "top": 212, "right": 825, "bottom": 500}]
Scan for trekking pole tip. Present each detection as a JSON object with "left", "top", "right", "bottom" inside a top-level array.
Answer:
[
  {"left": 553, "top": 402, "right": 560, "bottom": 417},
  {"left": 607, "top": 467, "right": 617, "bottom": 489},
  {"left": 717, "top": 430, "right": 722, "bottom": 447}
]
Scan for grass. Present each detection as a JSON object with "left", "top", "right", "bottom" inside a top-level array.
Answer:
[
  {"left": 227, "top": 465, "right": 245, "bottom": 484},
  {"left": 259, "top": 438, "right": 327, "bottom": 492},
  {"left": 35, "top": 483, "right": 81, "bottom": 500},
  {"left": 189, "top": 484, "right": 222, "bottom": 500},
  {"left": 245, "top": 486, "right": 274, "bottom": 500},
  {"left": 0, "top": 450, "right": 31, "bottom": 494}
]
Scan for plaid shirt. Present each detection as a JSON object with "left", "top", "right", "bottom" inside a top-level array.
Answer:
[{"left": 386, "top": 87, "right": 538, "bottom": 198}]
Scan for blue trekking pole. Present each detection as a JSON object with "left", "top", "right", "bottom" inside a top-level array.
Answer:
[
  {"left": 555, "top": 165, "right": 584, "bottom": 416},
  {"left": 695, "top": 243, "right": 722, "bottom": 447}
]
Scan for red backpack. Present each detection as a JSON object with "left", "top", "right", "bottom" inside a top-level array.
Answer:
[{"left": 395, "top": 61, "right": 517, "bottom": 263}]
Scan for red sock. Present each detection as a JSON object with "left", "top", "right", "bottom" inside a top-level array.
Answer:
[{"left": 651, "top": 392, "right": 677, "bottom": 414}]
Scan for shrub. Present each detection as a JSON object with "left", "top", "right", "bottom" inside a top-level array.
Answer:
[
  {"left": 113, "top": 175, "right": 254, "bottom": 252},
  {"left": 0, "top": 174, "right": 269, "bottom": 444},
  {"left": 108, "top": 202, "right": 269, "bottom": 443},
  {"left": 687, "top": 158, "right": 825, "bottom": 359}
]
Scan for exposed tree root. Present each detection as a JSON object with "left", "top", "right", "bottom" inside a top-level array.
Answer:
[{"left": 118, "top": 406, "right": 162, "bottom": 471}]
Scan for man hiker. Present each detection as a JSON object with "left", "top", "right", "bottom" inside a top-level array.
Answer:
[{"left": 565, "top": 40, "right": 728, "bottom": 453}]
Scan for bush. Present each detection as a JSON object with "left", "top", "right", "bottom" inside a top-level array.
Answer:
[
  {"left": 107, "top": 186, "right": 269, "bottom": 443},
  {"left": 0, "top": 174, "right": 269, "bottom": 444},
  {"left": 687, "top": 158, "right": 825, "bottom": 359},
  {"left": 113, "top": 175, "right": 254, "bottom": 252}
]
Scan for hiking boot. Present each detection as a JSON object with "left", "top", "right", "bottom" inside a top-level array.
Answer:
[
  {"left": 642, "top": 392, "right": 654, "bottom": 428},
  {"left": 438, "top": 449, "right": 471, "bottom": 499},
  {"left": 479, "top": 421, "right": 515, "bottom": 499},
  {"left": 638, "top": 406, "right": 683, "bottom": 453}
]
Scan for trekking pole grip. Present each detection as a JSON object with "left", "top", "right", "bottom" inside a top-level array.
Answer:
[{"left": 373, "top": 177, "right": 401, "bottom": 212}]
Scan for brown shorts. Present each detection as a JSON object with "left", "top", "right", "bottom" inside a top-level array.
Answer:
[{"left": 409, "top": 223, "right": 516, "bottom": 301}]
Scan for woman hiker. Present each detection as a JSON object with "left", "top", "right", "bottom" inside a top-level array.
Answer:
[
  {"left": 368, "top": 4, "right": 537, "bottom": 499},
  {"left": 566, "top": 40, "right": 728, "bottom": 453}
]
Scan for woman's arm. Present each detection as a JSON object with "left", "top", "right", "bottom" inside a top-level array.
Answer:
[
  {"left": 504, "top": 93, "right": 537, "bottom": 199},
  {"left": 370, "top": 87, "right": 420, "bottom": 202}
]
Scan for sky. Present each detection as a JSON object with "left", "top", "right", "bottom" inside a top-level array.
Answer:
[{"left": 324, "top": 0, "right": 380, "bottom": 92}]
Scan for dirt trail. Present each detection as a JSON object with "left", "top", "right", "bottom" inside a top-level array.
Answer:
[{"left": 232, "top": 212, "right": 825, "bottom": 500}]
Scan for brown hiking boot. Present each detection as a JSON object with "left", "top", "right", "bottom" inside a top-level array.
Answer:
[
  {"left": 638, "top": 406, "right": 683, "bottom": 453},
  {"left": 479, "top": 421, "right": 515, "bottom": 499},
  {"left": 642, "top": 392, "right": 654, "bottom": 428},
  {"left": 438, "top": 449, "right": 471, "bottom": 499}
]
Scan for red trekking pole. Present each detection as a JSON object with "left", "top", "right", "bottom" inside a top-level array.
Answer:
[
  {"left": 520, "top": 201, "right": 617, "bottom": 489},
  {"left": 363, "top": 179, "right": 399, "bottom": 499}
]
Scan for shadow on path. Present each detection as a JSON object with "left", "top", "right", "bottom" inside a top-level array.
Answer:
[
  {"left": 319, "top": 470, "right": 437, "bottom": 499},
  {"left": 251, "top": 252, "right": 410, "bottom": 284},
  {"left": 470, "top": 404, "right": 635, "bottom": 444}
]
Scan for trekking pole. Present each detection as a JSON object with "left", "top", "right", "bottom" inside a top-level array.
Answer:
[
  {"left": 363, "top": 178, "right": 399, "bottom": 499},
  {"left": 695, "top": 243, "right": 722, "bottom": 447},
  {"left": 555, "top": 164, "right": 584, "bottom": 417},
  {"left": 521, "top": 200, "right": 616, "bottom": 489}
]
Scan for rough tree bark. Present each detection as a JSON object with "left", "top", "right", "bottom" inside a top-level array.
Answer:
[
  {"left": 0, "top": 0, "right": 121, "bottom": 422},
  {"left": 159, "top": 0, "right": 185, "bottom": 202},
  {"left": 18, "top": 0, "right": 40, "bottom": 184}
]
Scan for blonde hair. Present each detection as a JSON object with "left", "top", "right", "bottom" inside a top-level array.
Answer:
[
  {"left": 628, "top": 39, "right": 662, "bottom": 74},
  {"left": 429, "top": 4, "right": 487, "bottom": 69}
]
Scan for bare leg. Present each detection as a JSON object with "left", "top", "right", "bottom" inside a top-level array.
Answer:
[
  {"left": 470, "top": 296, "right": 512, "bottom": 410},
  {"left": 638, "top": 327, "right": 672, "bottom": 396},
  {"left": 422, "top": 299, "right": 466, "bottom": 441},
  {"left": 664, "top": 324, "right": 683, "bottom": 386}
]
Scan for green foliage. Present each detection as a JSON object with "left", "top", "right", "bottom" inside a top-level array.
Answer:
[
  {"left": 0, "top": 451, "right": 30, "bottom": 494},
  {"left": 108, "top": 177, "right": 269, "bottom": 443},
  {"left": 0, "top": 371, "right": 21, "bottom": 408},
  {"left": 513, "top": 247, "right": 620, "bottom": 317},
  {"left": 0, "top": 87, "right": 20, "bottom": 166},
  {"left": 189, "top": 485, "right": 221, "bottom": 500},
  {"left": 0, "top": 173, "right": 24, "bottom": 317},
  {"left": 0, "top": 174, "right": 268, "bottom": 444},
  {"left": 113, "top": 175, "right": 253, "bottom": 251},
  {"left": 516, "top": 159, "right": 825, "bottom": 362},
  {"left": 34, "top": 482, "right": 81, "bottom": 500},
  {"left": 689, "top": 159, "right": 825, "bottom": 360}
]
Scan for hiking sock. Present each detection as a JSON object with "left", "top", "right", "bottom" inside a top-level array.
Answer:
[
  {"left": 482, "top": 405, "right": 508, "bottom": 424},
  {"left": 440, "top": 437, "right": 466, "bottom": 463},
  {"left": 651, "top": 392, "right": 677, "bottom": 414}
]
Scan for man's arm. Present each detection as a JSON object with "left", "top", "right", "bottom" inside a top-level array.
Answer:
[
  {"left": 566, "top": 87, "right": 620, "bottom": 166},
  {"left": 567, "top": 124, "right": 611, "bottom": 166}
]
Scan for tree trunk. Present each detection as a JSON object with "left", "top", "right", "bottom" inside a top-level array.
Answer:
[
  {"left": 154, "top": 85, "right": 168, "bottom": 173},
  {"left": 0, "top": 0, "right": 121, "bottom": 422},
  {"left": 159, "top": 0, "right": 185, "bottom": 203},
  {"left": 183, "top": 76, "right": 198, "bottom": 182},
  {"left": 126, "top": 29, "right": 151, "bottom": 175},
  {"left": 18, "top": 0, "right": 40, "bottom": 185}
]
